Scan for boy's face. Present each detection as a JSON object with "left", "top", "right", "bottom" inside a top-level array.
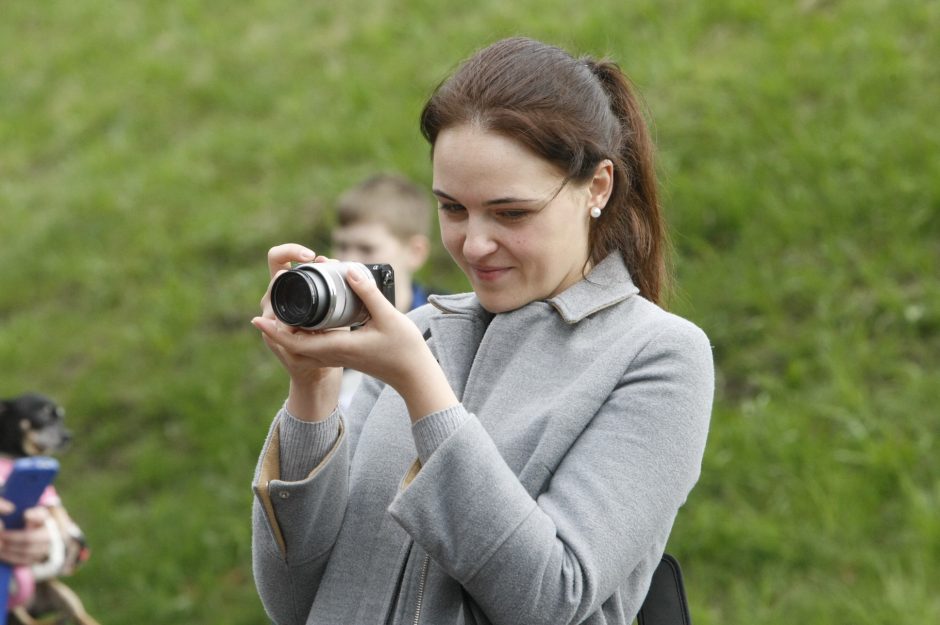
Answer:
[
  {"left": 331, "top": 221, "right": 414, "bottom": 277},
  {"left": 332, "top": 221, "right": 430, "bottom": 312}
]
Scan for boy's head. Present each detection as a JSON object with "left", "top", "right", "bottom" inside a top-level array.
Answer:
[{"left": 331, "top": 174, "right": 432, "bottom": 311}]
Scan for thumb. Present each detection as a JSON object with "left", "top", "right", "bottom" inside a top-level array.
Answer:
[{"left": 24, "top": 505, "right": 50, "bottom": 527}]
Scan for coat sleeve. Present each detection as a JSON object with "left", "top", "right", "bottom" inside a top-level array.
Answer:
[
  {"left": 251, "top": 371, "right": 387, "bottom": 625},
  {"left": 388, "top": 318, "right": 714, "bottom": 625},
  {"left": 251, "top": 409, "right": 347, "bottom": 625}
]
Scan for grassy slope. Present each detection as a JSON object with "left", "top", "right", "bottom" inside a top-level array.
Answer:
[{"left": 1, "top": 1, "right": 937, "bottom": 623}]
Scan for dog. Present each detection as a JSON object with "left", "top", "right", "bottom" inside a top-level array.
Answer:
[
  {"left": 0, "top": 393, "right": 98, "bottom": 625},
  {"left": 0, "top": 393, "right": 72, "bottom": 458}
]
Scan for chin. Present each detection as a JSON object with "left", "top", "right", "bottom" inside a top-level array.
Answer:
[{"left": 476, "top": 294, "right": 523, "bottom": 314}]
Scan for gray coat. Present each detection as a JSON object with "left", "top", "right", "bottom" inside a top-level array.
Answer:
[{"left": 252, "top": 253, "right": 714, "bottom": 625}]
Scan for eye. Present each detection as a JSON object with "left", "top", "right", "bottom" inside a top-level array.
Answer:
[
  {"left": 438, "top": 203, "right": 466, "bottom": 216},
  {"left": 497, "top": 209, "right": 531, "bottom": 221}
]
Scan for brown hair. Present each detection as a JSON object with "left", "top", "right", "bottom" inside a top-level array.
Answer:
[
  {"left": 336, "top": 173, "right": 432, "bottom": 241},
  {"left": 420, "top": 37, "right": 669, "bottom": 305}
]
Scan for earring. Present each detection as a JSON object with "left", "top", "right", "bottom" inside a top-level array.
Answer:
[{"left": 590, "top": 206, "right": 602, "bottom": 219}]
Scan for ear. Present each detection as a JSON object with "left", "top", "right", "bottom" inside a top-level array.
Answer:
[
  {"left": 404, "top": 235, "right": 431, "bottom": 272},
  {"left": 588, "top": 159, "right": 615, "bottom": 210}
]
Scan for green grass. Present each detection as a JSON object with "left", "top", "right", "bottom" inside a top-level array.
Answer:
[{"left": 1, "top": 1, "right": 937, "bottom": 623}]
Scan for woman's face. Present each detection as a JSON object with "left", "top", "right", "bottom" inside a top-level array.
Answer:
[{"left": 432, "top": 124, "right": 608, "bottom": 313}]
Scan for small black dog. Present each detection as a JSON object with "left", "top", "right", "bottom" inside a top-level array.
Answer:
[{"left": 0, "top": 393, "right": 72, "bottom": 458}]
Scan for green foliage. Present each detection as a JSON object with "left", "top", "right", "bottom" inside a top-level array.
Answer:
[{"left": 1, "top": 1, "right": 937, "bottom": 623}]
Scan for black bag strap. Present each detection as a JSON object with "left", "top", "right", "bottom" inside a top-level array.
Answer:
[{"left": 636, "top": 553, "right": 692, "bottom": 625}]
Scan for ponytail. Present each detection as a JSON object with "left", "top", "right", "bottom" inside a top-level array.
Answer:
[{"left": 585, "top": 59, "right": 670, "bottom": 306}]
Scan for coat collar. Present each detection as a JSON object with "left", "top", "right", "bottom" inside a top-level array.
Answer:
[
  {"left": 427, "top": 253, "right": 638, "bottom": 324},
  {"left": 548, "top": 253, "right": 640, "bottom": 323}
]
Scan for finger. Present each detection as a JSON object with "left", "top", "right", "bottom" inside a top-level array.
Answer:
[
  {"left": 253, "top": 316, "right": 348, "bottom": 364},
  {"left": 0, "top": 498, "right": 13, "bottom": 516},
  {"left": 0, "top": 544, "right": 30, "bottom": 566},
  {"left": 0, "top": 539, "right": 47, "bottom": 564},
  {"left": 252, "top": 316, "right": 296, "bottom": 338},
  {"left": 267, "top": 243, "right": 317, "bottom": 279},
  {"left": 0, "top": 528, "right": 48, "bottom": 552},
  {"left": 252, "top": 318, "right": 308, "bottom": 357},
  {"left": 24, "top": 506, "right": 50, "bottom": 527},
  {"left": 346, "top": 266, "right": 396, "bottom": 320}
]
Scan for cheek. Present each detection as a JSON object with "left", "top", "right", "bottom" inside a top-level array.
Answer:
[
  {"left": 503, "top": 234, "right": 534, "bottom": 262},
  {"left": 439, "top": 224, "right": 464, "bottom": 257}
]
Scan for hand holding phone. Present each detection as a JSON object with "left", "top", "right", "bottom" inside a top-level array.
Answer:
[{"left": 0, "top": 456, "right": 59, "bottom": 621}]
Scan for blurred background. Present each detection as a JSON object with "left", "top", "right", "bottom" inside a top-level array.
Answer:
[{"left": 1, "top": 1, "right": 937, "bottom": 623}]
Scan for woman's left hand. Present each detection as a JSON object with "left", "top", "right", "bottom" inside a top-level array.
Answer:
[{"left": 0, "top": 505, "right": 52, "bottom": 566}]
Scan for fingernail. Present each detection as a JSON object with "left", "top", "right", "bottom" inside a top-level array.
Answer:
[
  {"left": 300, "top": 249, "right": 316, "bottom": 259},
  {"left": 353, "top": 265, "right": 372, "bottom": 282}
]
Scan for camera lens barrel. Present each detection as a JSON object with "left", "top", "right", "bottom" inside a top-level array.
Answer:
[
  {"left": 270, "top": 269, "right": 330, "bottom": 327},
  {"left": 270, "top": 261, "right": 394, "bottom": 330}
]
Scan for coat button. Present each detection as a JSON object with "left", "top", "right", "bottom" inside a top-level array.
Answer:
[{"left": 278, "top": 490, "right": 290, "bottom": 499}]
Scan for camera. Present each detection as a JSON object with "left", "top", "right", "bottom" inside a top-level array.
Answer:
[{"left": 270, "top": 262, "right": 395, "bottom": 330}]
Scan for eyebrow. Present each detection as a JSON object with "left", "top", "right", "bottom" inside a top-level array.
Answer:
[{"left": 432, "top": 189, "right": 544, "bottom": 206}]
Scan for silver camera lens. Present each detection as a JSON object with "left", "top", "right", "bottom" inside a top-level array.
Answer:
[{"left": 271, "top": 262, "right": 377, "bottom": 330}]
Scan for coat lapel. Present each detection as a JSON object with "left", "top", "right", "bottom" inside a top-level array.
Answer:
[{"left": 426, "top": 294, "right": 492, "bottom": 401}]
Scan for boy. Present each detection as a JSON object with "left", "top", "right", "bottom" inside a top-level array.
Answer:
[
  {"left": 330, "top": 173, "right": 432, "bottom": 312},
  {"left": 329, "top": 173, "right": 433, "bottom": 409}
]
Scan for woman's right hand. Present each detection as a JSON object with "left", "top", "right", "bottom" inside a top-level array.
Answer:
[{"left": 253, "top": 244, "right": 344, "bottom": 421}]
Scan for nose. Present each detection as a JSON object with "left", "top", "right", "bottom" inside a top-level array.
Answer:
[{"left": 462, "top": 216, "right": 498, "bottom": 262}]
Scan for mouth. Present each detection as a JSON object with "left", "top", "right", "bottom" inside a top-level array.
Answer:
[{"left": 469, "top": 265, "right": 510, "bottom": 282}]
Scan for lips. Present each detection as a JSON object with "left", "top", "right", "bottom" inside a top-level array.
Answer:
[{"left": 470, "top": 265, "right": 510, "bottom": 282}]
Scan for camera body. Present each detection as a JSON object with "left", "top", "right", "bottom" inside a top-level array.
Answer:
[{"left": 271, "top": 261, "right": 395, "bottom": 330}]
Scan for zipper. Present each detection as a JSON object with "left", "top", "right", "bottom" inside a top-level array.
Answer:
[{"left": 412, "top": 554, "right": 431, "bottom": 625}]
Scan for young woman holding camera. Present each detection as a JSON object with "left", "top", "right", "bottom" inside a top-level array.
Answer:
[{"left": 250, "top": 37, "right": 713, "bottom": 625}]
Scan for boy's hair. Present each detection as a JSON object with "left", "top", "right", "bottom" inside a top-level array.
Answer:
[{"left": 336, "top": 173, "right": 432, "bottom": 241}]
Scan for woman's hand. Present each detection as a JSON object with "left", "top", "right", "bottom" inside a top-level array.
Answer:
[
  {"left": 252, "top": 244, "right": 343, "bottom": 421},
  {"left": 343, "top": 268, "right": 459, "bottom": 419},
  {"left": 253, "top": 249, "right": 458, "bottom": 421},
  {"left": 0, "top": 505, "right": 52, "bottom": 566}
]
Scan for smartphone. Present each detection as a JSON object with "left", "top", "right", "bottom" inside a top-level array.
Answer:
[{"left": 0, "top": 456, "right": 59, "bottom": 530}]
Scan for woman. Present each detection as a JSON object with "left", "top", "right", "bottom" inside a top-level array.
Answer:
[{"left": 251, "top": 37, "right": 713, "bottom": 625}]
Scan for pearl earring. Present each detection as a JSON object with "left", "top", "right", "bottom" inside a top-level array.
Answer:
[{"left": 590, "top": 206, "right": 602, "bottom": 219}]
